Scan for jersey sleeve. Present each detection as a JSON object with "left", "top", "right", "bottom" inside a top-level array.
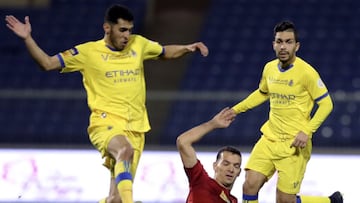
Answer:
[
  {"left": 306, "top": 95, "right": 333, "bottom": 135},
  {"left": 304, "top": 68, "right": 329, "bottom": 101},
  {"left": 303, "top": 68, "right": 333, "bottom": 135},
  {"left": 141, "top": 36, "right": 164, "bottom": 60},
  {"left": 57, "top": 43, "right": 87, "bottom": 73},
  {"left": 232, "top": 89, "right": 268, "bottom": 113},
  {"left": 184, "top": 160, "right": 209, "bottom": 186}
]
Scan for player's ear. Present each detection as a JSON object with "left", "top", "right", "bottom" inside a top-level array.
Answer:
[
  {"left": 103, "top": 23, "right": 110, "bottom": 35},
  {"left": 272, "top": 41, "right": 276, "bottom": 51},
  {"left": 295, "top": 42, "right": 300, "bottom": 52}
]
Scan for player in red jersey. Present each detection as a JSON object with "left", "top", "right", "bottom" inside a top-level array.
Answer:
[{"left": 176, "top": 107, "right": 242, "bottom": 203}]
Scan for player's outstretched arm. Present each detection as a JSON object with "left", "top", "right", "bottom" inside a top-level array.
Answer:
[
  {"left": 176, "top": 107, "right": 235, "bottom": 168},
  {"left": 232, "top": 89, "right": 269, "bottom": 114},
  {"left": 5, "top": 15, "right": 61, "bottom": 71},
  {"left": 163, "top": 42, "right": 208, "bottom": 59}
]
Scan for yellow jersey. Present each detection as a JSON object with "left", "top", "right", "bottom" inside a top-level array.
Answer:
[
  {"left": 233, "top": 57, "right": 331, "bottom": 141},
  {"left": 57, "top": 35, "right": 164, "bottom": 132}
]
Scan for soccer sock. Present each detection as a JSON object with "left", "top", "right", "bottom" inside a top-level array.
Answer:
[
  {"left": 298, "top": 195, "right": 330, "bottom": 203},
  {"left": 242, "top": 194, "right": 259, "bottom": 203},
  {"left": 115, "top": 161, "right": 133, "bottom": 203},
  {"left": 98, "top": 198, "right": 106, "bottom": 203}
]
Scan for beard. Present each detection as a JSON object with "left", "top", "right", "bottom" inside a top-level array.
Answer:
[
  {"left": 109, "top": 37, "right": 125, "bottom": 51},
  {"left": 277, "top": 51, "right": 295, "bottom": 66},
  {"left": 109, "top": 28, "right": 127, "bottom": 51}
]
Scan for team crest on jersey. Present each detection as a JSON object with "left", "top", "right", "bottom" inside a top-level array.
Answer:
[
  {"left": 288, "top": 79, "right": 294, "bottom": 86},
  {"left": 61, "top": 48, "right": 79, "bottom": 57},
  {"left": 317, "top": 79, "right": 325, "bottom": 88}
]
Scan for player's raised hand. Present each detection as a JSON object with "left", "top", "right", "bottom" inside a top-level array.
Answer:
[
  {"left": 210, "top": 107, "right": 236, "bottom": 129},
  {"left": 187, "top": 42, "right": 209, "bottom": 57},
  {"left": 5, "top": 15, "right": 32, "bottom": 40}
]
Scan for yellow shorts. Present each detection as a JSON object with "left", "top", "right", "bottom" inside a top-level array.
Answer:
[
  {"left": 88, "top": 110, "right": 145, "bottom": 178},
  {"left": 246, "top": 135, "right": 312, "bottom": 194}
]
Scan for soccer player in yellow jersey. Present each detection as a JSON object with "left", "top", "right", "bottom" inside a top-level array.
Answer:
[
  {"left": 230, "top": 21, "right": 343, "bottom": 203},
  {"left": 5, "top": 4, "right": 208, "bottom": 203}
]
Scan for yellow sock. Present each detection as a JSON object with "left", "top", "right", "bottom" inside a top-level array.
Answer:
[
  {"left": 300, "top": 195, "right": 330, "bottom": 203},
  {"left": 115, "top": 161, "right": 133, "bottom": 203},
  {"left": 98, "top": 198, "right": 106, "bottom": 203},
  {"left": 242, "top": 200, "right": 258, "bottom": 203}
]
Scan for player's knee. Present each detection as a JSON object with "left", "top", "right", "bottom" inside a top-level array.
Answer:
[
  {"left": 276, "top": 189, "right": 296, "bottom": 203},
  {"left": 243, "top": 178, "right": 261, "bottom": 194},
  {"left": 276, "top": 195, "right": 295, "bottom": 203},
  {"left": 107, "top": 194, "right": 121, "bottom": 203},
  {"left": 116, "top": 144, "right": 134, "bottom": 161}
]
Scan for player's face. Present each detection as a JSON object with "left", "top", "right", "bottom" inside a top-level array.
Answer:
[
  {"left": 273, "top": 31, "right": 299, "bottom": 67},
  {"left": 105, "top": 18, "right": 134, "bottom": 51},
  {"left": 213, "top": 151, "right": 241, "bottom": 189}
]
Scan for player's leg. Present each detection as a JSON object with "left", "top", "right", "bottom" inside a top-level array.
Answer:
[
  {"left": 298, "top": 191, "right": 343, "bottom": 203},
  {"left": 88, "top": 111, "right": 133, "bottom": 203},
  {"left": 98, "top": 176, "right": 120, "bottom": 203},
  {"left": 88, "top": 111, "right": 145, "bottom": 203},
  {"left": 108, "top": 177, "right": 121, "bottom": 203},
  {"left": 105, "top": 131, "right": 145, "bottom": 203},
  {"left": 107, "top": 134, "right": 134, "bottom": 203},
  {"left": 127, "top": 131, "right": 145, "bottom": 180},
  {"left": 275, "top": 140, "right": 308, "bottom": 203},
  {"left": 275, "top": 189, "right": 296, "bottom": 203},
  {"left": 99, "top": 132, "right": 145, "bottom": 203},
  {"left": 242, "top": 169, "right": 267, "bottom": 203},
  {"left": 276, "top": 141, "right": 342, "bottom": 203},
  {"left": 98, "top": 161, "right": 120, "bottom": 203},
  {"left": 116, "top": 131, "right": 145, "bottom": 202},
  {"left": 243, "top": 136, "right": 274, "bottom": 203},
  {"left": 277, "top": 189, "right": 343, "bottom": 203}
]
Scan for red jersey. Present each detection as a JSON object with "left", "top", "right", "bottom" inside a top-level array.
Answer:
[{"left": 184, "top": 160, "right": 238, "bottom": 203}]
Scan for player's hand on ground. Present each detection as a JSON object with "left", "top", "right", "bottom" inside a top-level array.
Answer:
[
  {"left": 210, "top": 107, "right": 236, "bottom": 129},
  {"left": 187, "top": 42, "right": 209, "bottom": 57},
  {"left": 5, "top": 15, "right": 32, "bottom": 40},
  {"left": 291, "top": 131, "right": 309, "bottom": 148}
]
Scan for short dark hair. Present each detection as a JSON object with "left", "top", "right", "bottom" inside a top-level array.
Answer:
[
  {"left": 105, "top": 4, "right": 134, "bottom": 24},
  {"left": 274, "top": 21, "right": 298, "bottom": 42},
  {"left": 216, "top": 146, "right": 242, "bottom": 161}
]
